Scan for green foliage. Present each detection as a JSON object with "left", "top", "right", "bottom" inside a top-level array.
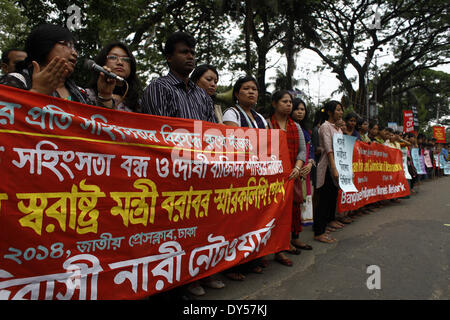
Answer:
[
  {"left": 1, "top": 0, "right": 447, "bottom": 135},
  {"left": 0, "top": 0, "right": 29, "bottom": 51}
]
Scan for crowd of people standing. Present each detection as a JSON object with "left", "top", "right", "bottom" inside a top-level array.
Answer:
[{"left": 1, "top": 24, "right": 448, "bottom": 300}]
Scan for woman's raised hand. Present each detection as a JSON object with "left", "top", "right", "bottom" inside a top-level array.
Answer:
[{"left": 30, "top": 57, "right": 69, "bottom": 95}]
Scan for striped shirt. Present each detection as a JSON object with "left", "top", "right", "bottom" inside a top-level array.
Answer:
[{"left": 140, "top": 71, "right": 217, "bottom": 122}]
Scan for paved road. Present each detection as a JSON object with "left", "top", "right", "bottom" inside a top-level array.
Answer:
[{"left": 197, "top": 176, "right": 450, "bottom": 300}]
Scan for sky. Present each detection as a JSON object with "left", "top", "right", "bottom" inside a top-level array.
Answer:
[
  {"left": 217, "top": 21, "right": 450, "bottom": 110},
  {"left": 219, "top": 47, "right": 450, "bottom": 110}
]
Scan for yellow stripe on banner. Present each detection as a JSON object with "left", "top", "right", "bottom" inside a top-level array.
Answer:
[{"left": 0, "top": 129, "right": 247, "bottom": 155}]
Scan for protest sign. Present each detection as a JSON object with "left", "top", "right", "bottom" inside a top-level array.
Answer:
[
  {"left": 423, "top": 150, "right": 433, "bottom": 168},
  {"left": 403, "top": 110, "right": 414, "bottom": 133},
  {"left": 402, "top": 148, "right": 412, "bottom": 180},
  {"left": 333, "top": 134, "right": 357, "bottom": 193},
  {"left": 411, "top": 148, "right": 426, "bottom": 175},
  {"left": 0, "top": 85, "right": 293, "bottom": 300},
  {"left": 433, "top": 126, "right": 446, "bottom": 143}
]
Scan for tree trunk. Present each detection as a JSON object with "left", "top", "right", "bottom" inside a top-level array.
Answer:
[
  {"left": 256, "top": 46, "right": 268, "bottom": 113},
  {"left": 285, "top": 17, "right": 295, "bottom": 90},
  {"left": 244, "top": 2, "right": 253, "bottom": 75}
]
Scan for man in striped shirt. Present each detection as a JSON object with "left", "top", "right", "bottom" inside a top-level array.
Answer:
[{"left": 140, "top": 32, "right": 217, "bottom": 123}]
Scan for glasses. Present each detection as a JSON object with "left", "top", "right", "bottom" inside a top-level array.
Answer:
[
  {"left": 106, "top": 55, "right": 131, "bottom": 64},
  {"left": 57, "top": 41, "right": 77, "bottom": 52}
]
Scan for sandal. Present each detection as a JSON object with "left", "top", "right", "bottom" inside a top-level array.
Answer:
[
  {"left": 337, "top": 216, "right": 353, "bottom": 224},
  {"left": 225, "top": 272, "right": 245, "bottom": 281},
  {"left": 314, "top": 234, "right": 337, "bottom": 244},
  {"left": 258, "top": 258, "right": 269, "bottom": 268},
  {"left": 250, "top": 265, "right": 263, "bottom": 274},
  {"left": 326, "top": 226, "right": 337, "bottom": 232},
  {"left": 291, "top": 240, "right": 313, "bottom": 250},
  {"left": 329, "top": 221, "right": 344, "bottom": 229},
  {"left": 200, "top": 277, "right": 225, "bottom": 289},
  {"left": 274, "top": 253, "right": 293, "bottom": 267},
  {"left": 187, "top": 282, "right": 206, "bottom": 296},
  {"left": 291, "top": 242, "right": 313, "bottom": 250},
  {"left": 285, "top": 248, "right": 301, "bottom": 255}
]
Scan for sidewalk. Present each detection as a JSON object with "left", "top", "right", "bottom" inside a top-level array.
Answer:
[{"left": 192, "top": 175, "right": 450, "bottom": 300}]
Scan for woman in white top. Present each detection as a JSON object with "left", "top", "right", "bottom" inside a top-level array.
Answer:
[
  {"left": 222, "top": 76, "right": 268, "bottom": 129},
  {"left": 222, "top": 76, "right": 268, "bottom": 282}
]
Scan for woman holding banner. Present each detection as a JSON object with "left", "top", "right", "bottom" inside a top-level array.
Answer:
[
  {"left": 222, "top": 76, "right": 268, "bottom": 281},
  {"left": 313, "top": 100, "right": 345, "bottom": 243},
  {"left": 343, "top": 112, "right": 361, "bottom": 141},
  {"left": 222, "top": 76, "right": 268, "bottom": 129},
  {"left": 290, "top": 98, "right": 315, "bottom": 241},
  {"left": 357, "top": 118, "right": 371, "bottom": 143},
  {"left": 267, "top": 91, "right": 308, "bottom": 267},
  {"left": 368, "top": 121, "right": 379, "bottom": 142},
  {"left": 184, "top": 64, "right": 226, "bottom": 295},
  {"left": 0, "top": 24, "right": 94, "bottom": 104},
  {"left": 190, "top": 64, "right": 223, "bottom": 124}
]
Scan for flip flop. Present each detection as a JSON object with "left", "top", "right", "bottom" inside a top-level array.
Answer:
[
  {"left": 285, "top": 248, "right": 301, "bottom": 255},
  {"left": 291, "top": 241, "right": 313, "bottom": 250},
  {"left": 250, "top": 265, "right": 264, "bottom": 274},
  {"left": 274, "top": 254, "right": 293, "bottom": 267},
  {"left": 314, "top": 234, "right": 337, "bottom": 244},
  {"left": 258, "top": 258, "right": 269, "bottom": 268},
  {"left": 225, "top": 272, "right": 245, "bottom": 281}
]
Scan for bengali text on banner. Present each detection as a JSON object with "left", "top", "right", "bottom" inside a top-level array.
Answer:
[{"left": 0, "top": 85, "right": 294, "bottom": 300}]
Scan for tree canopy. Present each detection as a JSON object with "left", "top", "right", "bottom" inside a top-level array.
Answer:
[{"left": 0, "top": 0, "right": 448, "bottom": 130}]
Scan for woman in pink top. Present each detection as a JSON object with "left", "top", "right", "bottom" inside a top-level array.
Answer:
[{"left": 313, "top": 100, "right": 345, "bottom": 243}]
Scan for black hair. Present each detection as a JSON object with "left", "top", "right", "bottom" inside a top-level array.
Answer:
[
  {"left": 368, "top": 120, "right": 378, "bottom": 130},
  {"left": 271, "top": 90, "right": 292, "bottom": 103},
  {"left": 344, "top": 112, "right": 359, "bottom": 122},
  {"left": 417, "top": 133, "right": 425, "bottom": 140},
  {"left": 291, "top": 98, "right": 309, "bottom": 129},
  {"left": 356, "top": 117, "right": 368, "bottom": 131},
  {"left": 385, "top": 127, "right": 394, "bottom": 133},
  {"left": 268, "top": 90, "right": 292, "bottom": 117},
  {"left": 319, "top": 100, "right": 343, "bottom": 122},
  {"left": 232, "top": 76, "right": 258, "bottom": 104},
  {"left": 1, "top": 48, "right": 24, "bottom": 64},
  {"left": 163, "top": 31, "right": 196, "bottom": 56},
  {"left": 88, "top": 42, "right": 142, "bottom": 112},
  {"left": 190, "top": 64, "right": 219, "bottom": 84},
  {"left": 313, "top": 108, "right": 324, "bottom": 127},
  {"left": 16, "top": 24, "right": 74, "bottom": 72}
]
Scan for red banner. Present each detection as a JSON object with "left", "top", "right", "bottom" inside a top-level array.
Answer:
[
  {"left": 433, "top": 126, "right": 446, "bottom": 143},
  {"left": 0, "top": 85, "right": 293, "bottom": 300},
  {"left": 403, "top": 110, "right": 414, "bottom": 133},
  {"left": 337, "top": 141, "right": 410, "bottom": 212}
]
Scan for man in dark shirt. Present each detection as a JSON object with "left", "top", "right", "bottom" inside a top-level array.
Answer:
[
  {"left": 140, "top": 32, "right": 216, "bottom": 123},
  {"left": 1, "top": 48, "right": 27, "bottom": 75}
]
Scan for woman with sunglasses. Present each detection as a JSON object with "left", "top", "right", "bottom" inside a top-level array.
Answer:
[
  {"left": 86, "top": 42, "right": 142, "bottom": 112},
  {"left": 0, "top": 24, "right": 94, "bottom": 104}
]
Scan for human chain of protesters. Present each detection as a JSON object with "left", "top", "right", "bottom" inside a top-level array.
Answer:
[{"left": 0, "top": 24, "right": 448, "bottom": 299}]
